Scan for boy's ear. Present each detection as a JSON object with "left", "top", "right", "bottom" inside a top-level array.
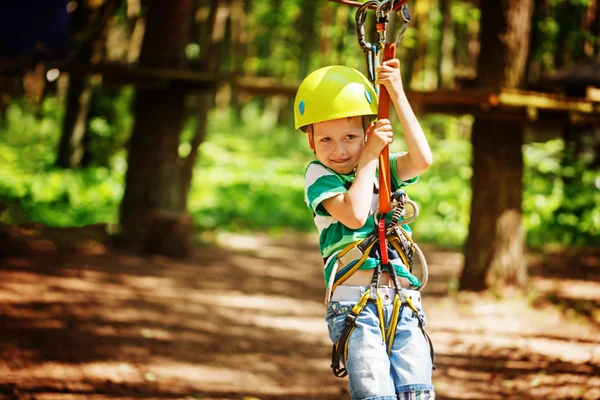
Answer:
[
  {"left": 307, "top": 132, "right": 315, "bottom": 151},
  {"left": 306, "top": 125, "right": 315, "bottom": 151},
  {"left": 365, "top": 123, "right": 375, "bottom": 140}
]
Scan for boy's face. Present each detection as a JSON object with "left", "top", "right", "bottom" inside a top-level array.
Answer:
[{"left": 312, "top": 117, "right": 365, "bottom": 175}]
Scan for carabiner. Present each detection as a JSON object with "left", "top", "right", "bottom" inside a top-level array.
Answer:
[
  {"left": 355, "top": 0, "right": 380, "bottom": 52},
  {"left": 393, "top": 3, "right": 411, "bottom": 45},
  {"left": 375, "top": 9, "right": 388, "bottom": 48},
  {"left": 401, "top": 199, "right": 419, "bottom": 225}
]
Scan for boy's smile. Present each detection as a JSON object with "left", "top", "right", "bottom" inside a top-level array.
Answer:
[{"left": 312, "top": 117, "right": 365, "bottom": 175}]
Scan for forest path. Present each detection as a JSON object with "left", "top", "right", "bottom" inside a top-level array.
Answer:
[{"left": 1, "top": 227, "right": 599, "bottom": 400}]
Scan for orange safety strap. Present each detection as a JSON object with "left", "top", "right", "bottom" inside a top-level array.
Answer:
[{"left": 377, "top": 42, "right": 396, "bottom": 213}]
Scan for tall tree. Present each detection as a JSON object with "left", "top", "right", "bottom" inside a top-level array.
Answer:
[
  {"left": 119, "top": 0, "right": 194, "bottom": 253},
  {"left": 297, "top": 0, "right": 320, "bottom": 80},
  {"left": 437, "top": 0, "right": 454, "bottom": 88},
  {"left": 460, "top": 0, "right": 534, "bottom": 291},
  {"left": 56, "top": 0, "right": 118, "bottom": 168}
]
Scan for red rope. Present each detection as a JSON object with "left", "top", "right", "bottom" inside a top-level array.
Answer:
[
  {"left": 378, "top": 218, "right": 388, "bottom": 265},
  {"left": 377, "top": 42, "right": 396, "bottom": 214}
]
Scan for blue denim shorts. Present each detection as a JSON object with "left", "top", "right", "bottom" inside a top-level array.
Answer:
[{"left": 326, "top": 287, "right": 435, "bottom": 400}]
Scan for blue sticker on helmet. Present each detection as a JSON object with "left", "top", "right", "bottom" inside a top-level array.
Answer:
[
  {"left": 364, "top": 90, "right": 372, "bottom": 104},
  {"left": 299, "top": 100, "right": 305, "bottom": 115}
]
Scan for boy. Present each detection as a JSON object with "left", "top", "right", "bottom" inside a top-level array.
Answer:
[{"left": 295, "top": 60, "right": 435, "bottom": 400}]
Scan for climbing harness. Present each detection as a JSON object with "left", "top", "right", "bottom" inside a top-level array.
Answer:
[
  {"left": 324, "top": 189, "right": 428, "bottom": 302},
  {"left": 326, "top": 0, "right": 434, "bottom": 379},
  {"left": 327, "top": 189, "right": 435, "bottom": 378}
]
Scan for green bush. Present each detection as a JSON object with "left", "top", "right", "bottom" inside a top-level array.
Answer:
[{"left": 0, "top": 95, "right": 598, "bottom": 249}]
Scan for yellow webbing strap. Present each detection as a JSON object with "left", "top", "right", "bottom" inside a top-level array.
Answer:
[
  {"left": 404, "top": 295, "right": 420, "bottom": 315},
  {"left": 331, "top": 241, "right": 377, "bottom": 296},
  {"left": 342, "top": 288, "right": 386, "bottom": 364},
  {"left": 389, "top": 238, "right": 411, "bottom": 272},
  {"left": 375, "top": 290, "right": 386, "bottom": 340},
  {"left": 334, "top": 288, "right": 435, "bottom": 374},
  {"left": 337, "top": 240, "right": 362, "bottom": 258},
  {"left": 385, "top": 294, "right": 402, "bottom": 353},
  {"left": 384, "top": 293, "right": 427, "bottom": 355}
]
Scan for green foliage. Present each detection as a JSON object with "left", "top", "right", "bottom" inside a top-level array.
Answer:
[
  {"left": 1, "top": 95, "right": 598, "bottom": 249},
  {"left": 0, "top": 96, "right": 124, "bottom": 227},
  {"left": 87, "top": 86, "right": 134, "bottom": 166},
  {"left": 404, "top": 115, "right": 473, "bottom": 246},
  {"left": 188, "top": 104, "right": 315, "bottom": 233},
  {"left": 3, "top": 92, "right": 598, "bottom": 249},
  {"left": 524, "top": 138, "right": 600, "bottom": 247},
  {"left": 186, "top": 105, "right": 471, "bottom": 246}
]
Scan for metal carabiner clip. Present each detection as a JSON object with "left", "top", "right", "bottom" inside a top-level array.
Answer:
[
  {"left": 374, "top": 1, "right": 390, "bottom": 49},
  {"left": 393, "top": 2, "right": 411, "bottom": 45},
  {"left": 355, "top": 0, "right": 381, "bottom": 84},
  {"left": 355, "top": 0, "right": 380, "bottom": 52}
]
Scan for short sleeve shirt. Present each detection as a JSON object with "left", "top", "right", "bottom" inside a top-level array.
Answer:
[{"left": 304, "top": 153, "right": 419, "bottom": 285}]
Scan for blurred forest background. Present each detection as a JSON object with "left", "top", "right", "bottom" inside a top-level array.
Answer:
[
  {"left": 0, "top": 0, "right": 598, "bottom": 279},
  {"left": 1, "top": 1, "right": 600, "bottom": 399}
]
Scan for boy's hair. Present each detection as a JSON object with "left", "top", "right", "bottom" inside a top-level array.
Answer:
[{"left": 300, "top": 115, "right": 375, "bottom": 136}]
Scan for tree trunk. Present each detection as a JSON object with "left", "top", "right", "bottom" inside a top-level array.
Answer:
[
  {"left": 297, "top": 0, "right": 319, "bottom": 79},
  {"left": 400, "top": 7, "right": 418, "bottom": 88},
  {"left": 437, "top": 0, "right": 454, "bottom": 89},
  {"left": 55, "top": 1, "right": 93, "bottom": 168},
  {"left": 460, "top": 0, "right": 533, "bottom": 291},
  {"left": 595, "top": 0, "right": 600, "bottom": 54},
  {"left": 120, "top": 87, "right": 187, "bottom": 237},
  {"left": 525, "top": 0, "right": 543, "bottom": 84},
  {"left": 119, "top": 0, "right": 194, "bottom": 254},
  {"left": 229, "top": 0, "right": 246, "bottom": 119},
  {"left": 410, "top": 1, "right": 430, "bottom": 90},
  {"left": 318, "top": 3, "right": 334, "bottom": 66},
  {"left": 554, "top": 1, "right": 577, "bottom": 68},
  {"left": 460, "top": 120, "right": 527, "bottom": 290},
  {"left": 56, "top": 0, "right": 119, "bottom": 168},
  {"left": 56, "top": 73, "right": 93, "bottom": 168}
]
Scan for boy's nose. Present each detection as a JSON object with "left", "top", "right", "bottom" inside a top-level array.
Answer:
[{"left": 333, "top": 142, "right": 347, "bottom": 155}]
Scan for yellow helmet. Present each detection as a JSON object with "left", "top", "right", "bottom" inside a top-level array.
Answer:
[{"left": 294, "top": 65, "right": 378, "bottom": 130}]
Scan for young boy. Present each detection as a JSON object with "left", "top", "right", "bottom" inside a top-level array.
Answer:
[{"left": 295, "top": 60, "right": 435, "bottom": 400}]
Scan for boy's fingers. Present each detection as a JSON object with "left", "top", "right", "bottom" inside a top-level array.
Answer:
[{"left": 383, "top": 59, "right": 400, "bottom": 68}]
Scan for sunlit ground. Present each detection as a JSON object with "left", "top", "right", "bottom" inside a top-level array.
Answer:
[{"left": 0, "top": 229, "right": 599, "bottom": 400}]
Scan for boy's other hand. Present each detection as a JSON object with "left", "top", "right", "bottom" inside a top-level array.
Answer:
[
  {"left": 363, "top": 119, "right": 393, "bottom": 160},
  {"left": 375, "top": 58, "right": 403, "bottom": 97}
]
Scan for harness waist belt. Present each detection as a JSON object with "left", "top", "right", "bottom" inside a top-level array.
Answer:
[{"left": 330, "top": 286, "right": 421, "bottom": 307}]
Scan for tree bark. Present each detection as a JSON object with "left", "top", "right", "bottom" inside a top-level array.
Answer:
[
  {"left": 460, "top": 0, "right": 533, "bottom": 291},
  {"left": 410, "top": 1, "right": 430, "bottom": 89},
  {"left": 119, "top": 0, "right": 194, "bottom": 252},
  {"left": 55, "top": 0, "right": 119, "bottom": 168},
  {"left": 461, "top": 120, "right": 527, "bottom": 290},
  {"left": 297, "top": 0, "right": 319, "bottom": 79},
  {"left": 56, "top": 73, "right": 93, "bottom": 168},
  {"left": 591, "top": 0, "right": 600, "bottom": 54},
  {"left": 437, "top": 0, "right": 454, "bottom": 89}
]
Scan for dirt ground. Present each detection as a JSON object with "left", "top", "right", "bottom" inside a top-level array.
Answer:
[{"left": 0, "top": 224, "right": 599, "bottom": 400}]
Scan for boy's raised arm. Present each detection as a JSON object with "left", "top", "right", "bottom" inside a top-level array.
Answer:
[
  {"left": 376, "top": 59, "right": 433, "bottom": 181},
  {"left": 323, "top": 121, "right": 394, "bottom": 229}
]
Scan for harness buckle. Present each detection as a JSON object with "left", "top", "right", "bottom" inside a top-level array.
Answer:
[
  {"left": 337, "top": 246, "right": 365, "bottom": 268},
  {"left": 344, "top": 313, "right": 357, "bottom": 326}
]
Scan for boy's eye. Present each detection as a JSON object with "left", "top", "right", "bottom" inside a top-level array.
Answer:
[
  {"left": 320, "top": 137, "right": 331, "bottom": 142},
  {"left": 346, "top": 135, "right": 357, "bottom": 140}
]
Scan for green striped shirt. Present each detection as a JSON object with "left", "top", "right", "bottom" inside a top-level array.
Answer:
[{"left": 304, "top": 153, "right": 420, "bottom": 286}]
